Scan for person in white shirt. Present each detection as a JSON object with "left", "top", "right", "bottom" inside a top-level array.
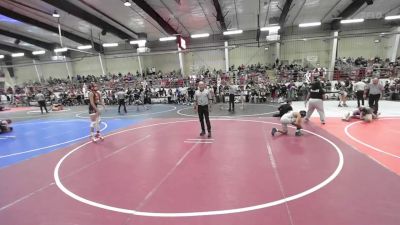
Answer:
[
  {"left": 116, "top": 88, "right": 127, "bottom": 114},
  {"left": 353, "top": 79, "right": 367, "bottom": 107},
  {"left": 36, "top": 90, "right": 48, "bottom": 114},
  {"left": 228, "top": 82, "right": 238, "bottom": 112},
  {"left": 194, "top": 82, "right": 212, "bottom": 138}
]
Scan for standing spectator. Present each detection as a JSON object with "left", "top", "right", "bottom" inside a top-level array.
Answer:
[
  {"left": 354, "top": 79, "right": 366, "bottom": 107},
  {"left": 194, "top": 82, "right": 212, "bottom": 138},
  {"left": 365, "top": 78, "right": 384, "bottom": 115}
]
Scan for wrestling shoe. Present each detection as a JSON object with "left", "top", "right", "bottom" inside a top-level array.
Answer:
[{"left": 271, "top": 128, "right": 277, "bottom": 136}]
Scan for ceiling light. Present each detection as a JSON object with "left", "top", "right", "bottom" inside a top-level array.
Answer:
[
  {"left": 374, "top": 39, "right": 380, "bottom": 43},
  {"left": 340, "top": 18, "right": 364, "bottom": 24},
  {"left": 299, "top": 22, "right": 321, "bottom": 27},
  {"left": 223, "top": 30, "right": 243, "bottom": 35},
  {"left": 159, "top": 36, "right": 177, "bottom": 41},
  {"left": 0, "top": 55, "right": 4, "bottom": 59},
  {"left": 265, "top": 47, "right": 269, "bottom": 50},
  {"left": 32, "top": 50, "right": 45, "bottom": 55},
  {"left": 52, "top": 10, "right": 60, "bottom": 18},
  {"left": 385, "top": 15, "right": 400, "bottom": 20},
  {"left": 77, "top": 45, "right": 92, "bottom": 50},
  {"left": 11, "top": 53, "right": 24, "bottom": 57},
  {"left": 130, "top": 40, "right": 147, "bottom": 45},
  {"left": 54, "top": 47, "right": 68, "bottom": 53},
  {"left": 124, "top": 0, "right": 131, "bottom": 7},
  {"left": 191, "top": 33, "right": 210, "bottom": 38},
  {"left": 102, "top": 43, "right": 119, "bottom": 47},
  {"left": 260, "top": 26, "right": 280, "bottom": 31}
]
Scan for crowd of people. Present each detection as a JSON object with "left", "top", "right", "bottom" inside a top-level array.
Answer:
[{"left": 1, "top": 58, "right": 400, "bottom": 112}]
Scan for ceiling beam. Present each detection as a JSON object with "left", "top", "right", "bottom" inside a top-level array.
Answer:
[
  {"left": 212, "top": 0, "right": 227, "bottom": 31},
  {"left": 0, "top": 5, "right": 102, "bottom": 51},
  {"left": 0, "top": 29, "right": 57, "bottom": 51},
  {"left": 279, "top": 0, "right": 293, "bottom": 27},
  {"left": 331, "top": 0, "right": 366, "bottom": 29},
  {"left": 0, "top": 43, "right": 35, "bottom": 59},
  {"left": 131, "top": 0, "right": 178, "bottom": 35},
  {"left": 41, "top": 0, "right": 136, "bottom": 40}
]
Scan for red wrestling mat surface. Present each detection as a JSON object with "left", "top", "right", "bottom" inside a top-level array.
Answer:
[{"left": 1, "top": 118, "right": 399, "bottom": 225}]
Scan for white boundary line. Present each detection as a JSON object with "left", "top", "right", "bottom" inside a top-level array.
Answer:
[
  {"left": 27, "top": 108, "right": 71, "bottom": 114},
  {"left": 54, "top": 119, "right": 344, "bottom": 217},
  {"left": 344, "top": 117, "right": 400, "bottom": 159},
  {"left": 184, "top": 141, "right": 213, "bottom": 144},
  {"left": 0, "top": 110, "right": 88, "bottom": 119},
  {"left": 75, "top": 105, "right": 177, "bottom": 119},
  {"left": 177, "top": 104, "right": 278, "bottom": 118},
  {"left": 0, "top": 121, "right": 108, "bottom": 159}
]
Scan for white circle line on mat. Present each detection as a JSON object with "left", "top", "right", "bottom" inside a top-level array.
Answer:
[
  {"left": 54, "top": 119, "right": 344, "bottom": 217},
  {"left": 177, "top": 104, "right": 278, "bottom": 118},
  {"left": 0, "top": 121, "right": 107, "bottom": 159},
  {"left": 27, "top": 108, "right": 71, "bottom": 114},
  {"left": 344, "top": 117, "right": 400, "bottom": 159},
  {"left": 75, "top": 106, "right": 177, "bottom": 119}
]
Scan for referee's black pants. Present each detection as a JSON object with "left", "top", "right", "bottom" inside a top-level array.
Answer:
[
  {"left": 229, "top": 94, "right": 235, "bottom": 111},
  {"left": 198, "top": 105, "right": 211, "bottom": 133},
  {"left": 368, "top": 94, "right": 380, "bottom": 114},
  {"left": 118, "top": 99, "right": 127, "bottom": 113},
  {"left": 356, "top": 90, "right": 364, "bottom": 107},
  {"left": 38, "top": 100, "right": 48, "bottom": 113}
]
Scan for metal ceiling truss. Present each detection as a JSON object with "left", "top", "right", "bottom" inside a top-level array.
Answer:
[
  {"left": 41, "top": 0, "right": 135, "bottom": 40},
  {"left": 0, "top": 5, "right": 102, "bottom": 51}
]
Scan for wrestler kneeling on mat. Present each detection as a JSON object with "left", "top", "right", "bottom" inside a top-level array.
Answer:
[
  {"left": 88, "top": 83, "right": 105, "bottom": 142},
  {"left": 51, "top": 103, "right": 64, "bottom": 111},
  {"left": 342, "top": 106, "right": 377, "bottom": 122},
  {"left": 272, "top": 110, "right": 307, "bottom": 136},
  {"left": 0, "top": 119, "right": 13, "bottom": 134}
]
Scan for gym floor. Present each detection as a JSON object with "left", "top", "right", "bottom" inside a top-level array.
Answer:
[{"left": 1, "top": 100, "right": 400, "bottom": 225}]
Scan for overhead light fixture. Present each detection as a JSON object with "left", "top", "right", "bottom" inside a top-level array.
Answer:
[
  {"left": 260, "top": 26, "right": 280, "bottom": 31},
  {"left": 299, "top": 22, "right": 321, "bottom": 27},
  {"left": 11, "top": 53, "right": 24, "bottom": 57},
  {"left": 265, "top": 47, "right": 269, "bottom": 50},
  {"left": 340, "top": 18, "right": 364, "bottom": 24},
  {"left": 124, "top": 0, "right": 131, "bottom": 7},
  {"left": 223, "top": 30, "right": 243, "bottom": 35},
  {"left": 130, "top": 40, "right": 147, "bottom": 45},
  {"left": 52, "top": 10, "right": 60, "bottom": 18},
  {"left": 159, "top": 36, "right": 177, "bottom": 41},
  {"left": 77, "top": 45, "right": 92, "bottom": 50},
  {"left": 374, "top": 39, "right": 380, "bottom": 43},
  {"left": 32, "top": 50, "right": 46, "bottom": 55},
  {"left": 54, "top": 47, "right": 68, "bottom": 53},
  {"left": 191, "top": 33, "right": 210, "bottom": 38},
  {"left": 0, "top": 55, "right": 4, "bottom": 59},
  {"left": 102, "top": 43, "right": 119, "bottom": 47},
  {"left": 385, "top": 15, "right": 400, "bottom": 20}
]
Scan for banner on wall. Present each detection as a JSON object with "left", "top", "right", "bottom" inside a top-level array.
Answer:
[{"left": 306, "top": 56, "right": 318, "bottom": 62}]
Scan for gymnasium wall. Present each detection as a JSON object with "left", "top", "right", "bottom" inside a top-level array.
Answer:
[
  {"left": 337, "top": 35, "right": 389, "bottom": 59},
  {"left": 4, "top": 26, "right": 400, "bottom": 85}
]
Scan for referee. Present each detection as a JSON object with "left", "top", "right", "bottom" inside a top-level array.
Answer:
[
  {"left": 194, "top": 82, "right": 212, "bottom": 138},
  {"left": 116, "top": 88, "right": 127, "bottom": 114}
]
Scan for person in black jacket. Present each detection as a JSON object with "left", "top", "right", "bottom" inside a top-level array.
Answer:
[
  {"left": 273, "top": 101, "right": 293, "bottom": 117},
  {"left": 305, "top": 80, "right": 326, "bottom": 124}
]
